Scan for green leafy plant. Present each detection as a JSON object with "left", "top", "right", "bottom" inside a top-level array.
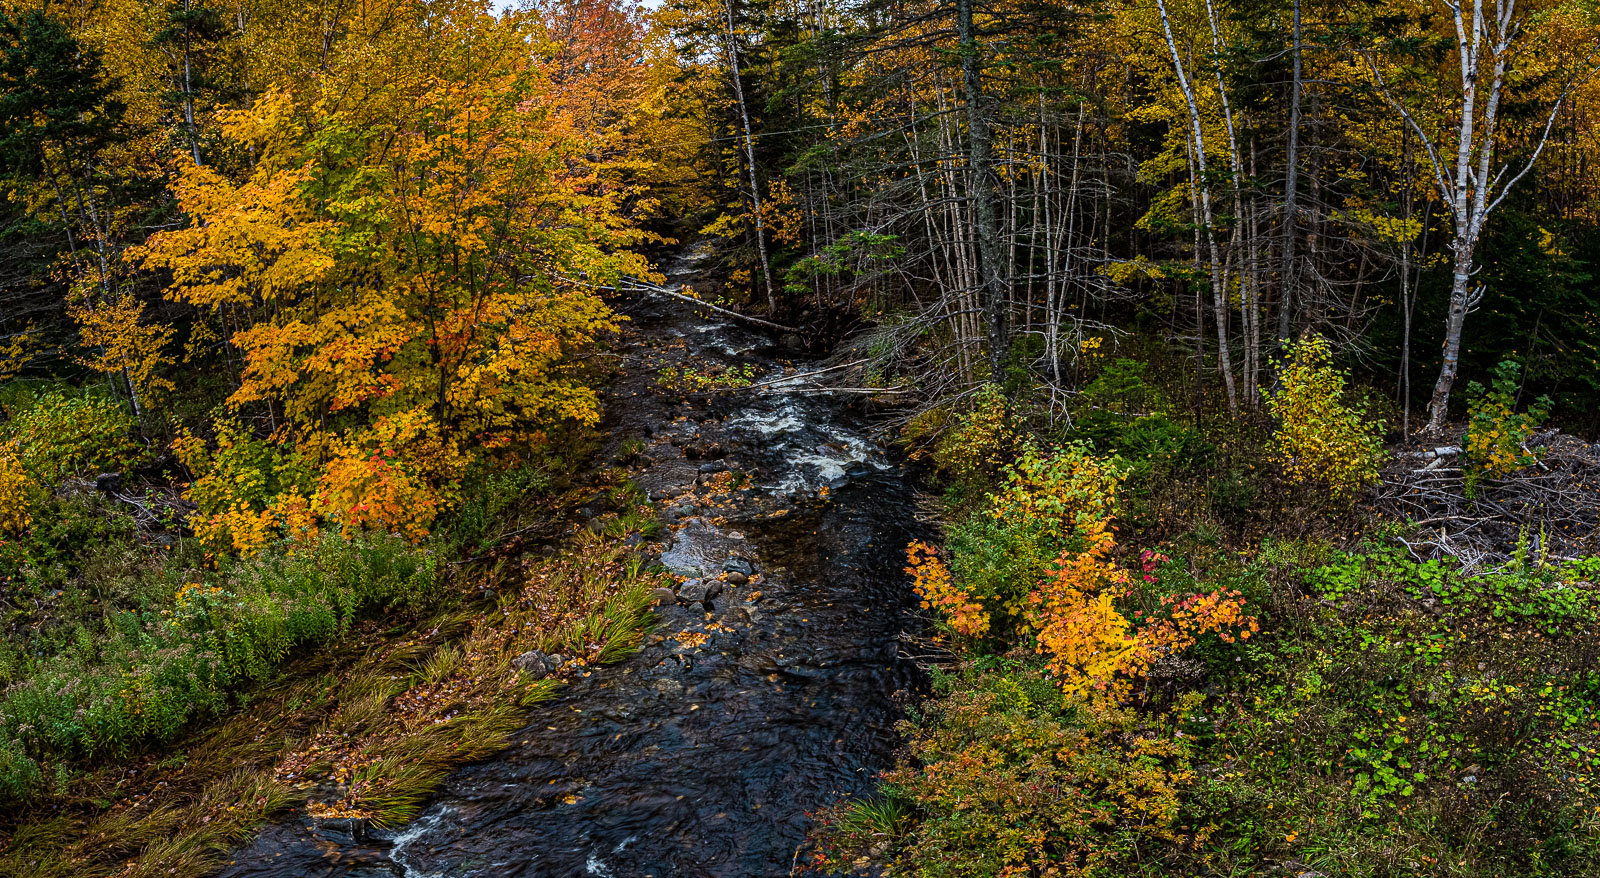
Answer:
[
  {"left": 1464, "top": 360, "right": 1551, "bottom": 495},
  {"left": 4, "top": 389, "right": 147, "bottom": 483}
]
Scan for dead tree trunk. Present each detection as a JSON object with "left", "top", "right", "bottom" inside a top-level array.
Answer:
[{"left": 955, "top": 0, "right": 1009, "bottom": 385}]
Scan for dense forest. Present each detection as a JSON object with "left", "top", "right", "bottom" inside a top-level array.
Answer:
[{"left": 0, "top": 0, "right": 1596, "bottom": 874}]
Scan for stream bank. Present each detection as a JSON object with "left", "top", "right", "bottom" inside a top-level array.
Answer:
[{"left": 214, "top": 251, "right": 924, "bottom": 877}]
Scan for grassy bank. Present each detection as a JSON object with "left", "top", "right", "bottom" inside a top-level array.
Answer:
[{"left": 0, "top": 441, "right": 668, "bottom": 877}]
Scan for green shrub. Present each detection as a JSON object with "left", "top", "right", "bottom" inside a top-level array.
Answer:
[
  {"left": 443, "top": 460, "right": 552, "bottom": 551},
  {"left": 817, "top": 664, "right": 1203, "bottom": 877},
  {"left": 0, "top": 491, "right": 138, "bottom": 597},
  {"left": 0, "top": 736, "right": 39, "bottom": 800},
  {"left": 3, "top": 389, "right": 147, "bottom": 482}
]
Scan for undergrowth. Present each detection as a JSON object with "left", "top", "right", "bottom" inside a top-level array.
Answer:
[{"left": 814, "top": 343, "right": 1600, "bottom": 877}]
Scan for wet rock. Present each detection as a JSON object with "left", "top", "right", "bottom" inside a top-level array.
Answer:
[
  {"left": 704, "top": 579, "right": 724, "bottom": 600},
  {"left": 649, "top": 587, "right": 677, "bottom": 606},
  {"left": 512, "top": 650, "right": 550, "bottom": 679},
  {"left": 578, "top": 492, "right": 609, "bottom": 517},
  {"left": 624, "top": 532, "right": 644, "bottom": 548},
  {"left": 94, "top": 472, "right": 123, "bottom": 494},
  {"left": 546, "top": 654, "right": 566, "bottom": 669},
  {"left": 724, "top": 557, "right": 755, "bottom": 576},
  {"left": 720, "top": 607, "right": 751, "bottom": 625},
  {"left": 780, "top": 332, "right": 804, "bottom": 351},
  {"left": 698, "top": 461, "right": 728, "bottom": 474},
  {"left": 678, "top": 579, "right": 711, "bottom": 602},
  {"left": 345, "top": 868, "right": 402, "bottom": 878},
  {"left": 725, "top": 571, "right": 748, "bottom": 586},
  {"left": 312, "top": 815, "right": 370, "bottom": 843}
]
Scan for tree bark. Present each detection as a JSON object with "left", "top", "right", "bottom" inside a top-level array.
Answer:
[
  {"left": 1278, "top": 0, "right": 1303, "bottom": 344},
  {"left": 1156, "top": 0, "right": 1237, "bottom": 413},
  {"left": 723, "top": 0, "right": 777, "bottom": 314},
  {"left": 955, "top": 0, "right": 1009, "bottom": 385}
]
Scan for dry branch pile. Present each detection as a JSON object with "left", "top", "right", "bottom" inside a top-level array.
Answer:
[{"left": 1377, "top": 430, "right": 1600, "bottom": 568}]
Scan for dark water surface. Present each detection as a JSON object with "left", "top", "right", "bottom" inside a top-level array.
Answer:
[{"left": 215, "top": 252, "right": 922, "bottom": 877}]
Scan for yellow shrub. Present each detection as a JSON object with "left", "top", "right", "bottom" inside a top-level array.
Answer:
[
  {"left": 1265, "top": 336, "right": 1383, "bottom": 501},
  {"left": 0, "top": 450, "right": 34, "bottom": 536}
]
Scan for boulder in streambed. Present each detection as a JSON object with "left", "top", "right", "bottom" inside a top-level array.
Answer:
[
  {"left": 312, "top": 815, "right": 370, "bottom": 844},
  {"left": 649, "top": 587, "right": 677, "bottom": 606},
  {"left": 677, "top": 579, "right": 721, "bottom": 603},
  {"left": 512, "top": 650, "right": 550, "bottom": 679},
  {"left": 678, "top": 579, "right": 708, "bottom": 602},
  {"left": 724, "top": 557, "right": 755, "bottom": 577}
]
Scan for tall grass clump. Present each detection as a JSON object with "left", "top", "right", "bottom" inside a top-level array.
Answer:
[{"left": 0, "top": 532, "right": 435, "bottom": 802}]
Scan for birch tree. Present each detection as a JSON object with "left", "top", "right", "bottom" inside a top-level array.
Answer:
[{"left": 1367, "top": 0, "right": 1599, "bottom": 433}]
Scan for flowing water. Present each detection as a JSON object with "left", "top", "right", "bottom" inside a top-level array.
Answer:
[{"left": 215, "top": 251, "right": 923, "bottom": 877}]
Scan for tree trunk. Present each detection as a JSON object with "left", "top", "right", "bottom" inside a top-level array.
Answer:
[
  {"left": 183, "top": 0, "right": 203, "bottom": 167},
  {"left": 723, "top": 0, "right": 777, "bottom": 314},
  {"left": 1427, "top": 244, "right": 1474, "bottom": 430},
  {"left": 1156, "top": 0, "right": 1237, "bottom": 413},
  {"left": 955, "top": 0, "right": 1008, "bottom": 385},
  {"left": 1278, "top": 0, "right": 1303, "bottom": 344}
]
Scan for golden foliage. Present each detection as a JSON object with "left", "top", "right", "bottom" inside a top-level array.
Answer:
[
  {"left": 0, "top": 448, "right": 34, "bottom": 536},
  {"left": 70, "top": 291, "right": 176, "bottom": 413},
  {"left": 1465, "top": 360, "right": 1551, "bottom": 489},
  {"left": 1264, "top": 335, "right": 1383, "bottom": 501}
]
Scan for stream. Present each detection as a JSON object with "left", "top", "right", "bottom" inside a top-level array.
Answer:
[{"left": 214, "top": 249, "right": 923, "bottom": 877}]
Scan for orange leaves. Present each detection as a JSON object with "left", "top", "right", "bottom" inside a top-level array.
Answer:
[
  {"left": 907, "top": 541, "right": 990, "bottom": 638},
  {"left": 915, "top": 440, "right": 1256, "bottom": 702},
  {"left": 317, "top": 452, "right": 438, "bottom": 542},
  {"left": 1026, "top": 537, "right": 1141, "bottom": 699},
  {"left": 1028, "top": 532, "right": 1254, "bottom": 701}
]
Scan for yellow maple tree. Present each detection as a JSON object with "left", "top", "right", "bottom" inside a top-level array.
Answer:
[{"left": 134, "top": 0, "right": 652, "bottom": 544}]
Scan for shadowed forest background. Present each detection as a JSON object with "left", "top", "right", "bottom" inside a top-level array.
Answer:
[{"left": 0, "top": 0, "right": 1598, "bottom": 874}]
